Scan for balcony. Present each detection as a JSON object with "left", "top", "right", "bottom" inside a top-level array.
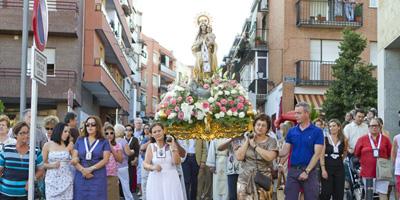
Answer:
[
  {"left": 296, "top": 60, "right": 335, "bottom": 86},
  {"left": 159, "top": 63, "right": 176, "bottom": 81},
  {"left": 259, "top": 0, "right": 268, "bottom": 12},
  {"left": 0, "top": 0, "right": 79, "bottom": 36},
  {"left": 296, "top": 0, "right": 363, "bottom": 28}
]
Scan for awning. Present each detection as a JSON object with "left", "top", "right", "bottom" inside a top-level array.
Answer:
[{"left": 295, "top": 94, "right": 326, "bottom": 110}]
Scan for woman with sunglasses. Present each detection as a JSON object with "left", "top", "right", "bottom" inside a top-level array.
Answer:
[
  {"left": 71, "top": 116, "right": 111, "bottom": 200},
  {"left": 42, "top": 122, "right": 74, "bottom": 200},
  {"left": 104, "top": 125, "right": 123, "bottom": 200},
  {"left": 43, "top": 115, "right": 59, "bottom": 141},
  {"left": 0, "top": 121, "right": 45, "bottom": 199}
]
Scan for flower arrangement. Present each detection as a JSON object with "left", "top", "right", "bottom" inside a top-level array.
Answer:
[{"left": 155, "top": 76, "right": 255, "bottom": 140}]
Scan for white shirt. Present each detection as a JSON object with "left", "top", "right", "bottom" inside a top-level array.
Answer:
[
  {"left": 0, "top": 136, "right": 16, "bottom": 151},
  {"left": 343, "top": 121, "right": 368, "bottom": 150},
  {"left": 394, "top": 135, "right": 400, "bottom": 175},
  {"left": 179, "top": 139, "right": 196, "bottom": 154}
]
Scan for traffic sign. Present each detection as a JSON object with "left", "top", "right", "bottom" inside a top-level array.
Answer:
[
  {"left": 32, "top": 47, "right": 47, "bottom": 85},
  {"left": 32, "top": 0, "right": 48, "bottom": 52}
]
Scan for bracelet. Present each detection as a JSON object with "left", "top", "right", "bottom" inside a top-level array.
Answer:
[
  {"left": 90, "top": 166, "right": 97, "bottom": 171},
  {"left": 304, "top": 169, "right": 309, "bottom": 175}
]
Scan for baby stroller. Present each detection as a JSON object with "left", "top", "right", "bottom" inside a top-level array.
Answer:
[{"left": 344, "top": 156, "right": 363, "bottom": 200}]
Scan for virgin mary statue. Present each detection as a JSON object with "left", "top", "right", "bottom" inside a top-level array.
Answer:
[{"left": 192, "top": 15, "right": 218, "bottom": 83}]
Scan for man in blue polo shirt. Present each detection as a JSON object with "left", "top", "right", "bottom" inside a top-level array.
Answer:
[{"left": 279, "top": 102, "right": 324, "bottom": 200}]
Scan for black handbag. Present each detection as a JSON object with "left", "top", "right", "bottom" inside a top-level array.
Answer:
[{"left": 253, "top": 146, "right": 272, "bottom": 190}]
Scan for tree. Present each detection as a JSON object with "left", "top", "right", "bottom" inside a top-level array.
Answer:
[
  {"left": 322, "top": 29, "right": 377, "bottom": 120},
  {"left": 0, "top": 100, "right": 4, "bottom": 114}
]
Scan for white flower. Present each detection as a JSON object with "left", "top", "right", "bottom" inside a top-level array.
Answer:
[
  {"left": 196, "top": 111, "right": 205, "bottom": 120},
  {"left": 227, "top": 110, "right": 233, "bottom": 116},
  {"left": 231, "top": 89, "right": 237, "bottom": 94},
  {"left": 224, "top": 91, "right": 230, "bottom": 95},
  {"left": 239, "top": 112, "right": 245, "bottom": 118},
  {"left": 175, "top": 86, "right": 185, "bottom": 91},
  {"left": 180, "top": 103, "right": 194, "bottom": 122},
  {"left": 214, "top": 94, "right": 219, "bottom": 100},
  {"left": 218, "top": 91, "right": 223, "bottom": 95},
  {"left": 155, "top": 112, "right": 160, "bottom": 120},
  {"left": 219, "top": 112, "right": 225, "bottom": 118},
  {"left": 208, "top": 97, "right": 215, "bottom": 103},
  {"left": 214, "top": 113, "right": 220, "bottom": 119},
  {"left": 168, "top": 112, "right": 177, "bottom": 119},
  {"left": 233, "top": 111, "right": 238, "bottom": 116}
]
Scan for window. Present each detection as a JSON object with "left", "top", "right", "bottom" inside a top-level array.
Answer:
[
  {"left": 310, "top": 40, "right": 341, "bottom": 80},
  {"left": 153, "top": 52, "right": 159, "bottom": 64},
  {"left": 152, "top": 97, "right": 158, "bottom": 113},
  {"left": 369, "top": 0, "right": 378, "bottom": 8},
  {"left": 160, "top": 54, "right": 170, "bottom": 68},
  {"left": 256, "top": 51, "right": 268, "bottom": 79},
  {"left": 27, "top": 48, "right": 56, "bottom": 76},
  {"left": 370, "top": 42, "right": 377, "bottom": 66},
  {"left": 152, "top": 74, "right": 160, "bottom": 88}
]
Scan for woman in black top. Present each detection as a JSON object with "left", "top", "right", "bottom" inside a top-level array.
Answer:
[{"left": 320, "top": 119, "right": 348, "bottom": 200}]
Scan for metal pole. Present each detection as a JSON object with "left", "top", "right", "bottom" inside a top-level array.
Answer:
[
  {"left": 27, "top": 79, "right": 38, "bottom": 200},
  {"left": 20, "top": 0, "right": 30, "bottom": 120}
]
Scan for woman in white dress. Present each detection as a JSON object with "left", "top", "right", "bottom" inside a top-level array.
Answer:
[
  {"left": 143, "top": 122, "right": 185, "bottom": 200},
  {"left": 42, "top": 122, "right": 74, "bottom": 200},
  {"left": 207, "top": 138, "right": 229, "bottom": 200}
]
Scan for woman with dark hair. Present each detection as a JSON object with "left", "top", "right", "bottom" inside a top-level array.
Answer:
[
  {"left": 104, "top": 125, "right": 123, "bottom": 200},
  {"left": 235, "top": 114, "right": 278, "bottom": 200},
  {"left": 0, "top": 121, "right": 45, "bottom": 199},
  {"left": 143, "top": 122, "right": 185, "bottom": 200},
  {"left": 71, "top": 116, "right": 111, "bottom": 200},
  {"left": 319, "top": 119, "right": 348, "bottom": 200},
  {"left": 42, "top": 122, "right": 74, "bottom": 200}
]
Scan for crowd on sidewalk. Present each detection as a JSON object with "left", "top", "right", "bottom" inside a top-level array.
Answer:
[{"left": 0, "top": 102, "right": 398, "bottom": 200}]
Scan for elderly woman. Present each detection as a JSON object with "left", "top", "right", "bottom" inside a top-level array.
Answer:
[
  {"left": 114, "top": 124, "right": 136, "bottom": 200},
  {"left": 355, "top": 118, "right": 392, "bottom": 199},
  {"left": 0, "top": 121, "right": 45, "bottom": 199},
  {"left": 235, "top": 114, "right": 278, "bottom": 200},
  {"left": 43, "top": 115, "right": 60, "bottom": 141},
  {"left": 0, "top": 115, "right": 16, "bottom": 151}
]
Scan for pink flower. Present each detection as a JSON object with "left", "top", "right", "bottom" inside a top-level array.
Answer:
[
  {"left": 237, "top": 103, "right": 244, "bottom": 110},
  {"left": 221, "top": 99, "right": 228, "bottom": 105},
  {"left": 166, "top": 96, "right": 172, "bottom": 101},
  {"left": 230, "top": 80, "right": 237, "bottom": 86},
  {"left": 178, "top": 112, "right": 184, "bottom": 120},
  {"left": 220, "top": 107, "right": 227, "bottom": 113},
  {"left": 203, "top": 84, "right": 210, "bottom": 89},
  {"left": 163, "top": 102, "right": 169, "bottom": 108},
  {"left": 202, "top": 102, "right": 210, "bottom": 109},
  {"left": 209, "top": 106, "right": 214, "bottom": 111},
  {"left": 231, "top": 107, "right": 238, "bottom": 113},
  {"left": 238, "top": 96, "right": 245, "bottom": 103},
  {"left": 229, "top": 100, "right": 235, "bottom": 106},
  {"left": 213, "top": 79, "right": 221, "bottom": 85},
  {"left": 170, "top": 99, "right": 177, "bottom": 105},
  {"left": 186, "top": 96, "right": 193, "bottom": 103},
  {"left": 174, "top": 106, "right": 180, "bottom": 112},
  {"left": 216, "top": 102, "right": 222, "bottom": 107},
  {"left": 177, "top": 96, "right": 183, "bottom": 102},
  {"left": 166, "top": 109, "right": 172, "bottom": 116}
]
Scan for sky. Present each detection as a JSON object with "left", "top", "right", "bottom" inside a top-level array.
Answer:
[{"left": 137, "top": 0, "right": 254, "bottom": 66}]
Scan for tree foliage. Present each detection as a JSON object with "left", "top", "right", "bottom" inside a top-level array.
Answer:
[{"left": 322, "top": 29, "right": 377, "bottom": 120}]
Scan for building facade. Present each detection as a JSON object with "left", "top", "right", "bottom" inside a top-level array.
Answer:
[
  {"left": 0, "top": 0, "right": 142, "bottom": 125},
  {"left": 224, "top": 0, "right": 378, "bottom": 123},
  {"left": 140, "top": 34, "right": 176, "bottom": 118},
  {"left": 377, "top": 0, "right": 400, "bottom": 137}
]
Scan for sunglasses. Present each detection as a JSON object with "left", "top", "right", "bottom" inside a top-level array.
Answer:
[
  {"left": 86, "top": 122, "right": 96, "bottom": 127},
  {"left": 45, "top": 127, "right": 53, "bottom": 131},
  {"left": 105, "top": 132, "right": 114, "bottom": 135}
]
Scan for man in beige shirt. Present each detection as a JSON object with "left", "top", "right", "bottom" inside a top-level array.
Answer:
[{"left": 344, "top": 109, "right": 368, "bottom": 153}]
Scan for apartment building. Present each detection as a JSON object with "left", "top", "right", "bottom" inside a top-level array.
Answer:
[
  {"left": 224, "top": 0, "right": 377, "bottom": 123},
  {"left": 377, "top": 0, "right": 400, "bottom": 137},
  {"left": 0, "top": 0, "right": 142, "bottom": 124},
  {"left": 140, "top": 34, "right": 176, "bottom": 118}
]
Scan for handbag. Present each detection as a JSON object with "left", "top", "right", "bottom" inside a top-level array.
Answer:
[
  {"left": 376, "top": 158, "right": 393, "bottom": 181},
  {"left": 253, "top": 146, "right": 272, "bottom": 190}
]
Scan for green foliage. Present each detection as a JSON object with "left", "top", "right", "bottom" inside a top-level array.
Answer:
[
  {"left": 322, "top": 29, "right": 377, "bottom": 120},
  {"left": 310, "top": 104, "right": 319, "bottom": 121},
  {"left": 0, "top": 100, "right": 4, "bottom": 114},
  {"left": 354, "top": 4, "right": 362, "bottom": 17}
]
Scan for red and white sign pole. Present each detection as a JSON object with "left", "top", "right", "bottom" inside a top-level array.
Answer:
[{"left": 28, "top": 0, "right": 48, "bottom": 199}]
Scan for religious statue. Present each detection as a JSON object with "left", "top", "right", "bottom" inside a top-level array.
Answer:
[{"left": 192, "top": 14, "right": 218, "bottom": 84}]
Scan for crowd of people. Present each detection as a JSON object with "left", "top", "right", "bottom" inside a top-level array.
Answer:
[{"left": 0, "top": 102, "right": 398, "bottom": 200}]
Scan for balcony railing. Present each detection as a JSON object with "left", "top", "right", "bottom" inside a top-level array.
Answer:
[
  {"left": 0, "top": 0, "right": 78, "bottom": 12},
  {"left": 296, "top": 60, "right": 335, "bottom": 86},
  {"left": 100, "top": 59, "right": 124, "bottom": 92},
  {"left": 296, "top": 0, "right": 363, "bottom": 28},
  {"left": 159, "top": 63, "right": 176, "bottom": 79}
]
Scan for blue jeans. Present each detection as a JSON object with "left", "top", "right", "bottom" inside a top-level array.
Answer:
[
  {"left": 227, "top": 174, "right": 239, "bottom": 200},
  {"left": 284, "top": 167, "right": 319, "bottom": 200},
  {"left": 345, "top": 3, "right": 354, "bottom": 21},
  {"left": 182, "top": 155, "right": 199, "bottom": 200}
]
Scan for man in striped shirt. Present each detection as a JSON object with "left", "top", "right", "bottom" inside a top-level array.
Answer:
[{"left": 0, "top": 121, "right": 44, "bottom": 199}]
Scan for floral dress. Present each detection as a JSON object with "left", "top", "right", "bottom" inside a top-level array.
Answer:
[
  {"left": 237, "top": 137, "right": 278, "bottom": 200},
  {"left": 45, "top": 151, "right": 73, "bottom": 200}
]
